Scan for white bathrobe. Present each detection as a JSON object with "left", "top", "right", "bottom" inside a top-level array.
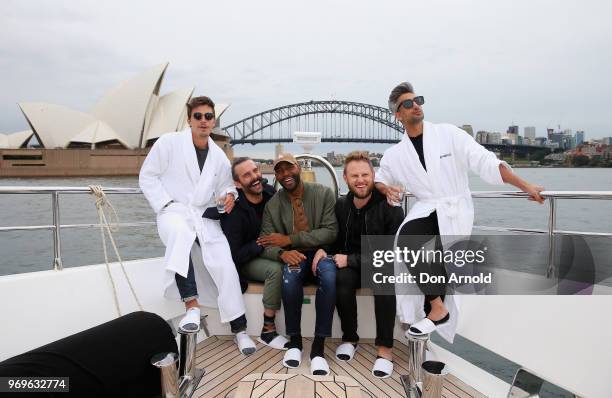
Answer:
[
  {"left": 139, "top": 128, "right": 244, "bottom": 323},
  {"left": 376, "top": 121, "right": 510, "bottom": 342}
]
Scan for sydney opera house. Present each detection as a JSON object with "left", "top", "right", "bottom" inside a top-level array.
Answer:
[{"left": 0, "top": 63, "right": 233, "bottom": 177}]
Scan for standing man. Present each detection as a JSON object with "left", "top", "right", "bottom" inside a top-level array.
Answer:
[
  {"left": 313, "top": 151, "right": 404, "bottom": 378},
  {"left": 257, "top": 153, "right": 338, "bottom": 376},
  {"left": 220, "top": 157, "right": 289, "bottom": 350},
  {"left": 139, "top": 96, "right": 256, "bottom": 355},
  {"left": 375, "top": 82, "right": 545, "bottom": 343}
]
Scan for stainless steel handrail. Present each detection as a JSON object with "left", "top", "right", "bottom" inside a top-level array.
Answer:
[{"left": 1, "top": 187, "right": 611, "bottom": 272}]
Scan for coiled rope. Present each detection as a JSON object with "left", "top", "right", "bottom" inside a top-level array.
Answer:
[{"left": 89, "top": 185, "right": 143, "bottom": 316}]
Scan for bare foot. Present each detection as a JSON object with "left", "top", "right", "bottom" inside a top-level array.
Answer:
[
  {"left": 377, "top": 346, "right": 393, "bottom": 361},
  {"left": 427, "top": 297, "right": 449, "bottom": 322}
]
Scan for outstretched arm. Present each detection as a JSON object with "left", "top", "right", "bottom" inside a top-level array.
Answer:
[{"left": 499, "top": 165, "right": 545, "bottom": 203}]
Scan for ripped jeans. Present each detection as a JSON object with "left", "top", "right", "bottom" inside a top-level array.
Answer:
[{"left": 281, "top": 251, "right": 336, "bottom": 338}]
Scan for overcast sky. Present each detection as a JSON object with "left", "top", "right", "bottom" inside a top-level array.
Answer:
[{"left": 2, "top": 0, "right": 611, "bottom": 157}]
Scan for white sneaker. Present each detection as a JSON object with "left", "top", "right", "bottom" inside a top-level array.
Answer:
[
  {"left": 178, "top": 307, "right": 200, "bottom": 333},
  {"left": 235, "top": 331, "right": 257, "bottom": 355}
]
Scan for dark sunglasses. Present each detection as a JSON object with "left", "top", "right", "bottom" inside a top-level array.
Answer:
[
  {"left": 193, "top": 112, "right": 215, "bottom": 121},
  {"left": 398, "top": 96, "right": 425, "bottom": 110}
]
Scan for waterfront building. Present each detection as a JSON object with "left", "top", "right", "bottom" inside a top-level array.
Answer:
[
  {"left": 275, "top": 143, "right": 285, "bottom": 160},
  {"left": 476, "top": 131, "right": 488, "bottom": 144},
  {"left": 602, "top": 137, "right": 612, "bottom": 145},
  {"left": 487, "top": 132, "right": 502, "bottom": 144},
  {"left": 460, "top": 124, "right": 474, "bottom": 137},
  {"left": 535, "top": 137, "right": 547, "bottom": 146},
  {"left": 524, "top": 126, "right": 536, "bottom": 140},
  {"left": 576, "top": 131, "right": 585, "bottom": 145}
]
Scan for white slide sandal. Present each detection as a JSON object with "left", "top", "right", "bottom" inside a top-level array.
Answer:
[
  {"left": 283, "top": 348, "right": 302, "bottom": 368},
  {"left": 310, "top": 356, "right": 330, "bottom": 376},
  {"left": 406, "top": 318, "right": 436, "bottom": 336},
  {"left": 372, "top": 358, "right": 394, "bottom": 379},
  {"left": 335, "top": 342, "right": 358, "bottom": 361},
  {"left": 257, "top": 335, "right": 289, "bottom": 350},
  {"left": 235, "top": 331, "right": 257, "bottom": 355}
]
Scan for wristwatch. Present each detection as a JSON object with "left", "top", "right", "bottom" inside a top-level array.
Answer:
[{"left": 277, "top": 249, "right": 285, "bottom": 260}]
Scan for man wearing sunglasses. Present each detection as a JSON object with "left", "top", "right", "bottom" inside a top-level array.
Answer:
[
  {"left": 375, "top": 82, "right": 545, "bottom": 343},
  {"left": 140, "top": 96, "right": 256, "bottom": 355}
]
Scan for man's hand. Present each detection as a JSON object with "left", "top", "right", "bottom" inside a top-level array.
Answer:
[
  {"left": 312, "top": 249, "right": 327, "bottom": 274},
  {"left": 257, "top": 233, "right": 291, "bottom": 248},
  {"left": 333, "top": 254, "right": 348, "bottom": 269},
  {"left": 280, "top": 250, "right": 306, "bottom": 267},
  {"left": 225, "top": 193, "right": 236, "bottom": 213},
  {"left": 384, "top": 185, "right": 403, "bottom": 206},
  {"left": 524, "top": 183, "right": 545, "bottom": 204}
]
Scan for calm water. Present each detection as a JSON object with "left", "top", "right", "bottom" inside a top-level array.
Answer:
[{"left": 0, "top": 168, "right": 610, "bottom": 275}]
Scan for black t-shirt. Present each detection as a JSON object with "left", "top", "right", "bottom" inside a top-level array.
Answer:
[
  {"left": 410, "top": 134, "right": 426, "bottom": 171},
  {"left": 194, "top": 146, "right": 209, "bottom": 172},
  {"left": 248, "top": 198, "right": 266, "bottom": 220}
]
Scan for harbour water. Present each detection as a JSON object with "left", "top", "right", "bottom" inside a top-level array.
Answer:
[{"left": 0, "top": 167, "right": 610, "bottom": 276}]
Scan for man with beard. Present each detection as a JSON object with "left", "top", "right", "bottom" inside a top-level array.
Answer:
[
  {"left": 312, "top": 151, "right": 404, "bottom": 378},
  {"left": 220, "top": 157, "right": 289, "bottom": 350},
  {"left": 257, "top": 153, "right": 338, "bottom": 375}
]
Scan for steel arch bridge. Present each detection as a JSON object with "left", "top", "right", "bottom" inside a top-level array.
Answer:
[{"left": 222, "top": 100, "right": 404, "bottom": 145}]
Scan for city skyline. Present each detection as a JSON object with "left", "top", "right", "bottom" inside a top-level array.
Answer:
[{"left": 2, "top": 1, "right": 612, "bottom": 140}]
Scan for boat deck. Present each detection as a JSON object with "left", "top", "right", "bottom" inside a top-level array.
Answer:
[{"left": 193, "top": 335, "right": 486, "bottom": 398}]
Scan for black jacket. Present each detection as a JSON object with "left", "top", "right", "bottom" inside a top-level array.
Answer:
[
  {"left": 332, "top": 189, "right": 404, "bottom": 269},
  {"left": 220, "top": 182, "right": 276, "bottom": 291}
]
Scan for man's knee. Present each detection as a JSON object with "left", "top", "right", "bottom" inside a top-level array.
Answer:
[{"left": 336, "top": 267, "right": 359, "bottom": 290}]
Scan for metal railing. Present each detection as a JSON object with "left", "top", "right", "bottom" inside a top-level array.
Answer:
[{"left": 1, "top": 186, "right": 611, "bottom": 274}]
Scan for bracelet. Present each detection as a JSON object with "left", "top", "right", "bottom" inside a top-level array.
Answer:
[{"left": 162, "top": 200, "right": 175, "bottom": 210}]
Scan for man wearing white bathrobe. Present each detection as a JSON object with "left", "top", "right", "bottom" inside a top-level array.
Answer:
[
  {"left": 139, "top": 96, "right": 256, "bottom": 355},
  {"left": 375, "top": 82, "right": 545, "bottom": 343}
]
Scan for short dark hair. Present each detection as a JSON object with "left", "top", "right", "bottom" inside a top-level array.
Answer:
[
  {"left": 388, "top": 82, "right": 414, "bottom": 113},
  {"left": 231, "top": 157, "right": 251, "bottom": 181},
  {"left": 343, "top": 151, "right": 373, "bottom": 175},
  {"left": 187, "top": 96, "right": 215, "bottom": 118}
]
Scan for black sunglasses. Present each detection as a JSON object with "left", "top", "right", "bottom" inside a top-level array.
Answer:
[
  {"left": 398, "top": 96, "right": 425, "bottom": 110},
  {"left": 193, "top": 112, "right": 215, "bottom": 121}
]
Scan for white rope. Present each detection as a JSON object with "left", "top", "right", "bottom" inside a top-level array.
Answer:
[{"left": 89, "top": 185, "right": 143, "bottom": 317}]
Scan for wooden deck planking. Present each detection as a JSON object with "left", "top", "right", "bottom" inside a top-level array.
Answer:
[{"left": 191, "top": 336, "right": 485, "bottom": 398}]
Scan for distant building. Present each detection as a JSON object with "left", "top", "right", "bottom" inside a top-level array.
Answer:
[
  {"left": 476, "top": 131, "right": 488, "bottom": 144},
  {"left": 275, "top": 143, "right": 284, "bottom": 160},
  {"left": 460, "top": 125, "right": 474, "bottom": 137},
  {"left": 602, "top": 137, "right": 612, "bottom": 145},
  {"left": 535, "top": 137, "right": 547, "bottom": 146},
  {"left": 547, "top": 128, "right": 555, "bottom": 140},
  {"left": 524, "top": 126, "right": 536, "bottom": 140},
  {"left": 575, "top": 131, "right": 585, "bottom": 145},
  {"left": 487, "top": 132, "right": 502, "bottom": 144},
  {"left": 506, "top": 125, "right": 519, "bottom": 144}
]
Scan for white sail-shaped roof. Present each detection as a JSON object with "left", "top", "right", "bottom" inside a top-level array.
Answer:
[
  {"left": 69, "top": 120, "right": 128, "bottom": 148},
  {"left": 145, "top": 87, "right": 194, "bottom": 142},
  {"left": 8, "top": 130, "right": 34, "bottom": 148},
  {"left": 0, "top": 131, "right": 33, "bottom": 148},
  {"left": 18, "top": 102, "right": 98, "bottom": 148},
  {"left": 92, "top": 63, "right": 168, "bottom": 148}
]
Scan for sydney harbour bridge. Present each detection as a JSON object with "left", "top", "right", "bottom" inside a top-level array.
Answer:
[{"left": 221, "top": 100, "right": 547, "bottom": 157}]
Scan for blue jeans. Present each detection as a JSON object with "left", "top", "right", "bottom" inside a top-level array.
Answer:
[
  {"left": 175, "top": 239, "right": 246, "bottom": 332},
  {"left": 282, "top": 251, "right": 336, "bottom": 338},
  {"left": 175, "top": 252, "right": 198, "bottom": 302}
]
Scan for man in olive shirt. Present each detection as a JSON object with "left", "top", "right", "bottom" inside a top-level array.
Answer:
[{"left": 257, "top": 153, "right": 338, "bottom": 375}]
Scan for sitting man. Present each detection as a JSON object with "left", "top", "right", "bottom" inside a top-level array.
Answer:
[
  {"left": 220, "top": 157, "right": 289, "bottom": 350},
  {"left": 257, "top": 153, "right": 338, "bottom": 375},
  {"left": 139, "top": 96, "right": 256, "bottom": 355},
  {"left": 313, "top": 151, "right": 404, "bottom": 378}
]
